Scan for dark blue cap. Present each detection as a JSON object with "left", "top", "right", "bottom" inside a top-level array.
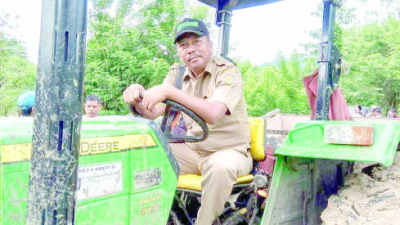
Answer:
[{"left": 174, "top": 18, "right": 209, "bottom": 43}]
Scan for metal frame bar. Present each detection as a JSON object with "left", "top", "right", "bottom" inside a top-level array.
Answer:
[
  {"left": 316, "top": 0, "right": 338, "bottom": 120},
  {"left": 216, "top": 3, "right": 233, "bottom": 57},
  {"left": 26, "top": 0, "right": 88, "bottom": 224}
]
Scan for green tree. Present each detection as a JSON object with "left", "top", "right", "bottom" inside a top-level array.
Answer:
[
  {"left": 340, "top": 18, "right": 400, "bottom": 113},
  {"left": 301, "top": 0, "right": 400, "bottom": 115},
  {"left": 0, "top": 15, "right": 36, "bottom": 116},
  {"left": 240, "top": 51, "right": 315, "bottom": 117},
  {"left": 84, "top": 0, "right": 212, "bottom": 114}
]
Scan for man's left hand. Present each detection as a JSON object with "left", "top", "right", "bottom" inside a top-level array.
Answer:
[{"left": 143, "top": 84, "right": 176, "bottom": 112}]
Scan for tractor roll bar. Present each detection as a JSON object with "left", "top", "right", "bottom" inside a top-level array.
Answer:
[{"left": 26, "top": 0, "right": 88, "bottom": 224}]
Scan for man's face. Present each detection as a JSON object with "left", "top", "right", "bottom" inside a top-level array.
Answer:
[
  {"left": 176, "top": 33, "right": 213, "bottom": 76},
  {"left": 84, "top": 100, "right": 102, "bottom": 118}
]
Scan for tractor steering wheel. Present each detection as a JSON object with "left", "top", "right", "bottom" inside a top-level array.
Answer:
[
  {"left": 128, "top": 98, "right": 208, "bottom": 143},
  {"left": 160, "top": 99, "right": 208, "bottom": 143}
]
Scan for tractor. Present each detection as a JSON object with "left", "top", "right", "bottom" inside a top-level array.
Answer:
[{"left": 1, "top": 0, "right": 400, "bottom": 225}]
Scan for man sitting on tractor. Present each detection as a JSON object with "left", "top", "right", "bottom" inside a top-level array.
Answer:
[{"left": 123, "top": 18, "right": 252, "bottom": 225}]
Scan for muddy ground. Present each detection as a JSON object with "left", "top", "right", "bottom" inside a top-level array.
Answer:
[{"left": 321, "top": 152, "right": 400, "bottom": 225}]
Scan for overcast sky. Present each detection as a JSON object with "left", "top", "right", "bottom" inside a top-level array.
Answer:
[
  {"left": 229, "top": 0, "right": 322, "bottom": 64},
  {"left": 0, "top": 0, "right": 392, "bottom": 65}
]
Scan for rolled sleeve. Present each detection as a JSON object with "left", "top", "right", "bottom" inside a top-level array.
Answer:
[{"left": 210, "top": 68, "right": 243, "bottom": 114}]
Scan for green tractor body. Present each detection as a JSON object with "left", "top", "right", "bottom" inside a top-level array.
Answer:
[
  {"left": 1, "top": 116, "right": 179, "bottom": 224},
  {"left": 261, "top": 117, "right": 400, "bottom": 224},
  {"left": 2, "top": 115, "right": 400, "bottom": 224}
]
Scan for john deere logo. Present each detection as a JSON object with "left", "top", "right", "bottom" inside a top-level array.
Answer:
[{"left": 177, "top": 21, "right": 199, "bottom": 32}]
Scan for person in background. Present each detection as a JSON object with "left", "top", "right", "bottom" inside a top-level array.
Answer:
[
  {"left": 361, "top": 106, "right": 370, "bottom": 117},
  {"left": 387, "top": 108, "right": 398, "bottom": 118},
  {"left": 84, "top": 95, "right": 103, "bottom": 118},
  {"left": 17, "top": 90, "right": 36, "bottom": 116},
  {"left": 375, "top": 107, "right": 382, "bottom": 117},
  {"left": 366, "top": 105, "right": 382, "bottom": 118},
  {"left": 353, "top": 104, "right": 363, "bottom": 117}
]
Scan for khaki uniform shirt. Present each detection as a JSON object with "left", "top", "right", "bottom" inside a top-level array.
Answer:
[{"left": 163, "top": 56, "right": 250, "bottom": 155}]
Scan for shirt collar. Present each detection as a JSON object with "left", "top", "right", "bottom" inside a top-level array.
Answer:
[{"left": 183, "top": 56, "right": 215, "bottom": 80}]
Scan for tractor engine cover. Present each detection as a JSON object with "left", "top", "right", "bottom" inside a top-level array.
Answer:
[{"left": 0, "top": 116, "right": 179, "bottom": 225}]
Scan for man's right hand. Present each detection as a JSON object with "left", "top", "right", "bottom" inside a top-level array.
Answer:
[{"left": 123, "top": 84, "right": 145, "bottom": 106}]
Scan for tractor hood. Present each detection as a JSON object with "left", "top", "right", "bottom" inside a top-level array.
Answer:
[{"left": 0, "top": 115, "right": 181, "bottom": 224}]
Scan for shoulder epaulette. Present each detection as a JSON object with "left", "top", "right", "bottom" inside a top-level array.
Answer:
[
  {"left": 169, "top": 63, "right": 180, "bottom": 71},
  {"left": 214, "top": 56, "right": 235, "bottom": 67}
]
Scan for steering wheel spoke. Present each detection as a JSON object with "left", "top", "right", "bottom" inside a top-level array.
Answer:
[
  {"left": 162, "top": 99, "right": 208, "bottom": 143},
  {"left": 127, "top": 99, "right": 209, "bottom": 143}
]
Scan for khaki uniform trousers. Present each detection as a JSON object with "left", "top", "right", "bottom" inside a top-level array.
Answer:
[{"left": 170, "top": 143, "right": 253, "bottom": 225}]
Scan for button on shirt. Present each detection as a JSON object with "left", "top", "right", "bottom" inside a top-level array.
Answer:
[{"left": 163, "top": 56, "right": 250, "bottom": 155}]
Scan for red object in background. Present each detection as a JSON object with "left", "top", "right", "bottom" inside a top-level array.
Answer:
[
  {"left": 258, "top": 146, "right": 276, "bottom": 175},
  {"left": 302, "top": 68, "right": 352, "bottom": 121},
  {"left": 259, "top": 68, "right": 353, "bottom": 178}
]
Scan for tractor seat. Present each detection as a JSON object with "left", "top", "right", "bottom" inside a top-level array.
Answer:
[{"left": 176, "top": 117, "right": 266, "bottom": 192}]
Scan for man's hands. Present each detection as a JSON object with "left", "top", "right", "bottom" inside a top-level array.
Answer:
[
  {"left": 123, "top": 83, "right": 174, "bottom": 119},
  {"left": 143, "top": 84, "right": 175, "bottom": 112},
  {"left": 123, "top": 83, "right": 228, "bottom": 124},
  {"left": 123, "top": 84, "right": 145, "bottom": 105}
]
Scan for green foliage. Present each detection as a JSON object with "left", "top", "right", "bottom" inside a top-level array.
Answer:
[
  {"left": 304, "top": 0, "right": 400, "bottom": 116},
  {"left": 57, "top": 1, "right": 400, "bottom": 117},
  {"left": 2, "top": 1, "right": 399, "bottom": 119},
  {"left": 340, "top": 18, "right": 400, "bottom": 113},
  {"left": 84, "top": 0, "right": 212, "bottom": 115},
  {"left": 1, "top": 27, "right": 36, "bottom": 116},
  {"left": 240, "top": 51, "right": 316, "bottom": 117}
]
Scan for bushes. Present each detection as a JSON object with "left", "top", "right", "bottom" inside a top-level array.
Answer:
[
  {"left": 1, "top": 33, "right": 36, "bottom": 116},
  {"left": 240, "top": 52, "right": 315, "bottom": 117}
]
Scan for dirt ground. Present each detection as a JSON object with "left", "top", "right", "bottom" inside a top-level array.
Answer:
[{"left": 321, "top": 152, "right": 400, "bottom": 225}]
